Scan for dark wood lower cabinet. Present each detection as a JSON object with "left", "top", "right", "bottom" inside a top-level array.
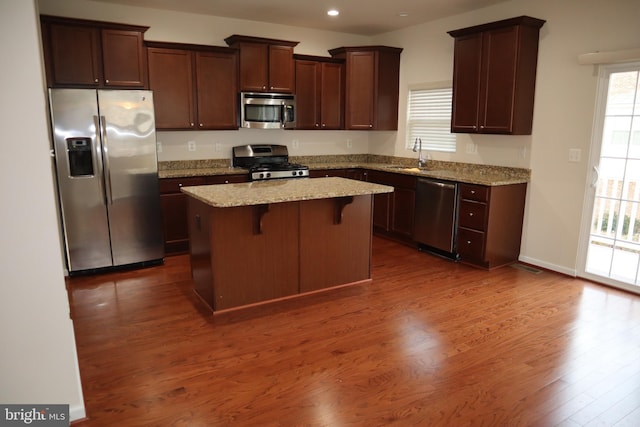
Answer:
[
  {"left": 365, "top": 170, "right": 416, "bottom": 244},
  {"left": 159, "top": 175, "right": 248, "bottom": 255},
  {"left": 456, "top": 182, "right": 527, "bottom": 269}
]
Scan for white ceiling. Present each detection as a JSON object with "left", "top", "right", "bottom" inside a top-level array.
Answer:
[{"left": 90, "top": 0, "right": 510, "bottom": 36}]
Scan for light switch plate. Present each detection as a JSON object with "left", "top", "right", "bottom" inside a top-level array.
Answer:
[
  {"left": 188, "top": 141, "right": 196, "bottom": 152},
  {"left": 569, "top": 148, "right": 581, "bottom": 162}
]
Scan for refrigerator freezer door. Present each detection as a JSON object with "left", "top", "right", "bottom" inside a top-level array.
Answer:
[
  {"left": 50, "top": 89, "right": 113, "bottom": 271},
  {"left": 97, "top": 90, "right": 164, "bottom": 266}
]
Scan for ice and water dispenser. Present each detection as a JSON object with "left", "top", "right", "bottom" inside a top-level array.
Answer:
[{"left": 66, "top": 137, "right": 94, "bottom": 177}]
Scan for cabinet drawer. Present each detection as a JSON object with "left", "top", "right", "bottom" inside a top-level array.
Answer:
[
  {"left": 457, "top": 227, "right": 485, "bottom": 260},
  {"left": 459, "top": 183, "right": 489, "bottom": 202},
  {"left": 458, "top": 200, "right": 487, "bottom": 231},
  {"left": 159, "top": 177, "right": 206, "bottom": 194}
]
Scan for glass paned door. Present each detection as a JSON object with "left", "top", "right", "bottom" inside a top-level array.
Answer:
[{"left": 581, "top": 65, "right": 640, "bottom": 293}]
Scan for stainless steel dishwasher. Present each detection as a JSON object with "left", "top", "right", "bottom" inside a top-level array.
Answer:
[{"left": 414, "top": 178, "right": 459, "bottom": 259}]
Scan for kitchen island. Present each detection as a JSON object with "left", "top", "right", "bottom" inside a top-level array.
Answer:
[{"left": 181, "top": 177, "right": 393, "bottom": 312}]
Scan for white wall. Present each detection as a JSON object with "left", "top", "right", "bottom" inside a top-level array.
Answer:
[
  {"left": 36, "top": 2, "right": 640, "bottom": 279},
  {"left": 0, "top": 0, "right": 85, "bottom": 421}
]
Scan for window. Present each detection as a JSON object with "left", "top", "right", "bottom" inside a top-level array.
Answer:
[{"left": 405, "top": 86, "right": 456, "bottom": 152}]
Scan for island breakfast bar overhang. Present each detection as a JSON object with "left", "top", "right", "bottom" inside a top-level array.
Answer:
[{"left": 181, "top": 177, "right": 394, "bottom": 313}]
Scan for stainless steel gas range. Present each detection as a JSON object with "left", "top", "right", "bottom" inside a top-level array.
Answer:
[{"left": 232, "top": 144, "right": 309, "bottom": 181}]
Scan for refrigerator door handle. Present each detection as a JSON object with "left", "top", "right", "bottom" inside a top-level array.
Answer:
[{"left": 100, "top": 115, "right": 114, "bottom": 205}]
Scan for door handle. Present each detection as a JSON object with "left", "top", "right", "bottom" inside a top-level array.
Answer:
[
  {"left": 591, "top": 165, "right": 600, "bottom": 188},
  {"left": 100, "top": 115, "right": 114, "bottom": 205}
]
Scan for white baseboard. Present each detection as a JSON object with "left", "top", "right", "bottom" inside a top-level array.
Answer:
[
  {"left": 69, "top": 404, "right": 86, "bottom": 422},
  {"left": 518, "top": 255, "right": 577, "bottom": 277}
]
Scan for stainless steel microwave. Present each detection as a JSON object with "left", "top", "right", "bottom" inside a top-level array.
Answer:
[{"left": 240, "top": 92, "right": 296, "bottom": 129}]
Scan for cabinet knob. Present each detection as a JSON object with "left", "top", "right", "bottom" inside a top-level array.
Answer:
[
  {"left": 94, "top": 78, "right": 99, "bottom": 83},
  {"left": 262, "top": 86, "right": 267, "bottom": 90},
  {"left": 199, "top": 123, "right": 203, "bottom": 127},
  {"left": 470, "top": 190, "right": 475, "bottom": 194},
  {"left": 467, "top": 240, "right": 472, "bottom": 244},
  {"left": 369, "top": 124, "right": 373, "bottom": 128},
  {"left": 190, "top": 123, "right": 194, "bottom": 127},
  {"left": 322, "top": 123, "right": 326, "bottom": 127},
  {"left": 178, "top": 183, "right": 183, "bottom": 187},
  {"left": 224, "top": 180, "right": 229, "bottom": 184},
  {"left": 315, "top": 123, "right": 319, "bottom": 128},
  {"left": 469, "top": 212, "right": 474, "bottom": 216},
  {"left": 105, "top": 79, "right": 109, "bottom": 84}
]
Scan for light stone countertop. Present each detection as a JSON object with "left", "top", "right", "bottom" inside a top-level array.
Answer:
[
  {"left": 159, "top": 155, "right": 530, "bottom": 186},
  {"left": 180, "top": 176, "right": 394, "bottom": 208}
]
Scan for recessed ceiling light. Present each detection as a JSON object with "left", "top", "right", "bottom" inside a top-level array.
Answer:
[{"left": 327, "top": 9, "right": 340, "bottom": 17}]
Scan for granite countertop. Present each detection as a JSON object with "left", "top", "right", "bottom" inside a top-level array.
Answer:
[
  {"left": 180, "top": 177, "right": 394, "bottom": 208},
  {"left": 159, "top": 155, "right": 531, "bottom": 186}
]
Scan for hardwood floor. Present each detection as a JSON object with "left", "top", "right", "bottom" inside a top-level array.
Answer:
[{"left": 68, "top": 237, "right": 640, "bottom": 426}]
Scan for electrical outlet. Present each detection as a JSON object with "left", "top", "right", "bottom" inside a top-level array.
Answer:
[
  {"left": 292, "top": 140, "right": 299, "bottom": 149},
  {"left": 569, "top": 148, "right": 582, "bottom": 163},
  {"left": 520, "top": 146, "right": 527, "bottom": 159},
  {"left": 347, "top": 139, "right": 353, "bottom": 148},
  {"left": 465, "top": 142, "right": 477, "bottom": 154},
  {"left": 215, "top": 143, "right": 222, "bottom": 152},
  {"left": 156, "top": 142, "right": 162, "bottom": 153},
  {"left": 188, "top": 141, "right": 196, "bottom": 152}
]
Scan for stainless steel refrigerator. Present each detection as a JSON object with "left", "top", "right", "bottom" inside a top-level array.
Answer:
[{"left": 49, "top": 89, "right": 164, "bottom": 274}]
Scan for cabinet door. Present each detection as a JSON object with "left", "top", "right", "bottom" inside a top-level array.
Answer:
[
  {"left": 160, "top": 193, "right": 190, "bottom": 254},
  {"left": 295, "top": 60, "right": 320, "bottom": 129},
  {"left": 373, "top": 192, "right": 391, "bottom": 231},
  {"left": 320, "top": 62, "right": 344, "bottom": 129},
  {"left": 345, "top": 51, "right": 375, "bottom": 129},
  {"left": 268, "top": 44, "right": 295, "bottom": 93},
  {"left": 451, "top": 32, "right": 482, "bottom": 133},
  {"left": 47, "top": 24, "right": 101, "bottom": 86},
  {"left": 195, "top": 51, "right": 239, "bottom": 129},
  {"left": 391, "top": 187, "right": 415, "bottom": 238},
  {"left": 238, "top": 42, "right": 269, "bottom": 92},
  {"left": 147, "top": 48, "right": 195, "bottom": 129},
  {"left": 479, "top": 26, "right": 519, "bottom": 133},
  {"left": 101, "top": 29, "right": 147, "bottom": 88}
]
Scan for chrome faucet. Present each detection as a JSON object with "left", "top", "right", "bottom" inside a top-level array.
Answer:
[{"left": 412, "top": 137, "right": 427, "bottom": 168}]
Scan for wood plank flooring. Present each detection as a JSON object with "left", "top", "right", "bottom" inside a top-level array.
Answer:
[{"left": 68, "top": 237, "right": 640, "bottom": 426}]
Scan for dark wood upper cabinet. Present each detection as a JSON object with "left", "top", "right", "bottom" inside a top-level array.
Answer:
[
  {"left": 146, "top": 46, "right": 195, "bottom": 129},
  {"left": 40, "top": 16, "right": 148, "bottom": 88},
  {"left": 294, "top": 55, "right": 344, "bottom": 130},
  {"left": 224, "top": 35, "right": 298, "bottom": 93},
  {"left": 448, "top": 16, "right": 546, "bottom": 135},
  {"left": 194, "top": 50, "right": 239, "bottom": 129},
  {"left": 329, "top": 46, "right": 402, "bottom": 130},
  {"left": 146, "top": 42, "right": 238, "bottom": 130}
]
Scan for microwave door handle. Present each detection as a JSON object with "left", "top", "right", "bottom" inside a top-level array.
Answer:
[{"left": 280, "top": 102, "right": 286, "bottom": 128}]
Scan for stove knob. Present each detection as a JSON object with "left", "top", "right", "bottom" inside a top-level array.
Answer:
[
  {"left": 292, "top": 171, "right": 297, "bottom": 176},
  {"left": 297, "top": 171, "right": 303, "bottom": 176},
  {"left": 259, "top": 173, "right": 265, "bottom": 179},
  {"left": 266, "top": 172, "right": 271, "bottom": 178}
]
